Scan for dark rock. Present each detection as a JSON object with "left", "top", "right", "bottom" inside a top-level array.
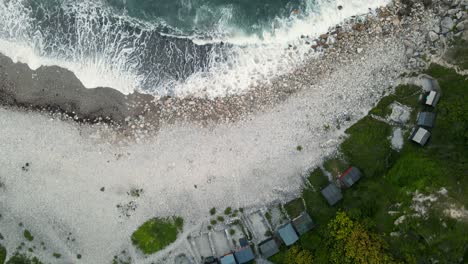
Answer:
[
  {"left": 423, "top": 0, "right": 433, "bottom": 8},
  {"left": 0, "top": 54, "right": 150, "bottom": 124}
]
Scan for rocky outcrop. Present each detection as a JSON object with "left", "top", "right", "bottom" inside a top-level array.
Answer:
[{"left": 0, "top": 54, "right": 132, "bottom": 123}]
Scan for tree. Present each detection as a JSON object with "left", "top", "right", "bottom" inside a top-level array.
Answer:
[
  {"left": 327, "top": 211, "right": 397, "bottom": 264},
  {"left": 285, "top": 245, "right": 314, "bottom": 264}
]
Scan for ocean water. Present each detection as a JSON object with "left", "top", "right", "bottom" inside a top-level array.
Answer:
[{"left": 0, "top": 0, "right": 390, "bottom": 97}]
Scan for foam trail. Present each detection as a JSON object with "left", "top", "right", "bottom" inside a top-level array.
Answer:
[{"left": 175, "top": 0, "right": 391, "bottom": 97}]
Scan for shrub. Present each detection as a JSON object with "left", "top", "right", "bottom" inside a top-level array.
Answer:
[
  {"left": 224, "top": 207, "right": 232, "bottom": 215},
  {"left": 131, "top": 217, "right": 184, "bottom": 255},
  {"left": 23, "top": 230, "right": 34, "bottom": 242},
  {"left": 209, "top": 208, "right": 216, "bottom": 215}
]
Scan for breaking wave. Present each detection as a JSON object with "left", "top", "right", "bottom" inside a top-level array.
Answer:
[{"left": 0, "top": 0, "right": 390, "bottom": 97}]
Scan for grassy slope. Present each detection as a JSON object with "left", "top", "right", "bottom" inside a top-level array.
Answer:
[
  {"left": 271, "top": 63, "right": 468, "bottom": 263},
  {"left": 445, "top": 38, "right": 468, "bottom": 69},
  {"left": 131, "top": 217, "right": 184, "bottom": 255},
  {"left": 284, "top": 198, "right": 304, "bottom": 219},
  {"left": 369, "top": 84, "right": 422, "bottom": 119},
  {"left": 341, "top": 116, "right": 395, "bottom": 178}
]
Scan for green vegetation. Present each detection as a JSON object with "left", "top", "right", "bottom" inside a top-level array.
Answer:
[
  {"left": 231, "top": 209, "right": 239, "bottom": 217},
  {"left": 0, "top": 244, "right": 6, "bottom": 264},
  {"left": 210, "top": 219, "right": 217, "bottom": 225},
  {"left": 217, "top": 216, "right": 225, "bottom": 222},
  {"left": 23, "top": 230, "right": 33, "bottom": 242},
  {"left": 445, "top": 38, "right": 468, "bottom": 69},
  {"left": 224, "top": 207, "right": 232, "bottom": 215},
  {"left": 341, "top": 116, "right": 394, "bottom": 178},
  {"left": 264, "top": 211, "right": 272, "bottom": 226},
  {"left": 270, "top": 245, "right": 314, "bottom": 264},
  {"left": 5, "top": 253, "right": 43, "bottom": 264},
  {"left": 131, "top": 216, "right": 184, "bottom": 255},
  {"left": 303, "top": 168, "right": 336, "bottom": 224},
  {"left": 296, "top": 145, "right": 303, "bottom": 151},
  {"left": 128, "top": 188, "right": 144, "bottom": 197},
  {"left": 229, "top": 229, "right": 236, "bottom": 236},
  {"left": 209, "top": 208, "right": 216, "bottom": 215},
  {"left": 271, "top": 62, "right": 468, "bottom": 263},
  {"left": 369, "top": 85, "right": 421, "bottom": 118},
  {"left": 112, "top": 254, "right": 131, "bottom": 264},
  {"left": 323, "top": 158, "right": 349, "bottom": 178},
  {"left": 284, "top": 198, "right": 304, "bottom": 219},
  {"left": 52, "top": 253, "right": 61, "bottom": 258}
]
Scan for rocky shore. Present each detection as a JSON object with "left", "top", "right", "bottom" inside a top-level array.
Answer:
[{"left": 0, "top": 0, "right": 466, "bottom": 137}]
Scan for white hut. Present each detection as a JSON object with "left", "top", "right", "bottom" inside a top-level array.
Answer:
[
  {"left": 410, "top": 127, "right": 431, "bottom": 146},
  {"left": 425, "top": 90, "right": 440, "bottom": 107}
]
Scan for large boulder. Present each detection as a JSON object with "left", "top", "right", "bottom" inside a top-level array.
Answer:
[{"left": 441, "top": 17, "right": 455, "bottom": 34}]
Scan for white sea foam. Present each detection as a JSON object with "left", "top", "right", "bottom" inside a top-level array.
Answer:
[
  {"left": 0, "top": 0, "right": 390, "bottom": 97},
  {"left": 0, "top": 40, "right": 138, "bottom": 94},
  {"left": 175, "top": 0, "right": 391, "bottom": 97}
]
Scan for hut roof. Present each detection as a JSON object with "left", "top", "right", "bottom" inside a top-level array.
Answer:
[
  {"left": 321, "top": 184, "right": 343, "bottom": 206},
  {"left": 277, "top": 223, "right": 299, "bottom": 246},
  {"left": 425, "top": 91, "right": 440, "bottom": 107},
  {"left": 411, "top": 127, "right": 431, "bottom": 146},
  {"left": 234, "top": 246, "right": 255, "bottom": 264},
  {"left": 417, "top": 112, "right": 436, "bottom": 128},
  {"left": 220, "top": 254, "right": 236, "bottom": 264},
  {"left": 339, "top": 166, "right": 362, "bottom": 188},
  {"left": 292, "top": 212, "right": 315, "bottom": 235},
  {"left": 258, "top": 238, "right": 279, "bottom": 258}
]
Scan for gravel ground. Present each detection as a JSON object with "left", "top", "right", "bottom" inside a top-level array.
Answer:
[
  {"left": 245, "top": 212, "right": 270, "bottom": 242},
  {"left": 193, "top": 233, "right": 212, "bottom": 259},
  {"left": 210, "top": 231, "right": 231, "bottom": 257}
]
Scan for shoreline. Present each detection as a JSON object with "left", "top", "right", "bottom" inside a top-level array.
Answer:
[{"left": 0, "top": 0, "right": 433, "bottom": 136}]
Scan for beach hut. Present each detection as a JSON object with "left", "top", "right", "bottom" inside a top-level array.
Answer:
[
  {"left": 234, "top": 246, "right": 255, "bottom": 264},
  {"left": 220, "top": 253, "right": 236, "bottom": 264},
  {"left": 425, "top": 90, "right": 440, "bottom": 107},
  {"left": 417, "top": 112, "right": 436, "bottom": 128},
  {"left": 277, "top": 223, "right": 299, "bottom": 246},
  {"left": 258, "top": 238, "right": 280, "bottom": 259},
  {"left": 292, "top": 212, "right": 315, "bottom": 235},
  {"left": 321, "top": 184, "right": 343, "bottom": 206},
  {"left": 339, "top": 166, "right": 362, "bottom": 188},
  {"left": 410, "top": 127, "right": 431, "bottom": 146}
]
